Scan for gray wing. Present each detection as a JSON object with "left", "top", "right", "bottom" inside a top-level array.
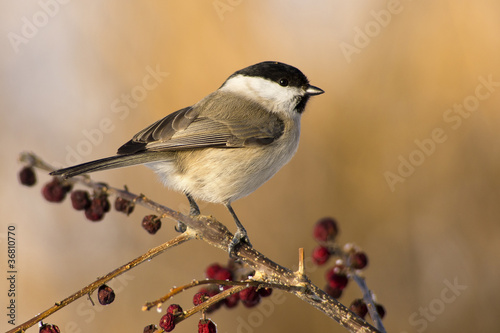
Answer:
[{"left": 117, "top": 92, "right": 285, "bottom": 155}]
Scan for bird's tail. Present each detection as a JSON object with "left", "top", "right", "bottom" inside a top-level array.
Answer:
[{"left": 50, "top": 152, "right": 169, "bottom": 179}]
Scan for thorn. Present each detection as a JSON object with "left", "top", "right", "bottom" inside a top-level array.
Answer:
[{"left": 298, "top": 248, "right": 305, "bottom": 277}]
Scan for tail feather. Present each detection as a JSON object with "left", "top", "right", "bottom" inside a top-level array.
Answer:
[{"left": 50, "top": 152, "right": 169, "bottom": 179}]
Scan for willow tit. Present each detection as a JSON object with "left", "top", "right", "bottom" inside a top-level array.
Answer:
[{"left": 51, "top": 61, "right": 324, "bottom": 255}]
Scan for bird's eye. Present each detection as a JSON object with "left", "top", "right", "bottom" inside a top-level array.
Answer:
[{"left": 279, "top": 78, "right": 289, "bottom": 87}]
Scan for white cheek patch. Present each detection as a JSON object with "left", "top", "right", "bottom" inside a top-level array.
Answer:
[{"left": 220, "top": 75, "right": 303, "bottom": 117}]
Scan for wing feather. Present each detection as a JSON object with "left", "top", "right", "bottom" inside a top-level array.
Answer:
[{"left": 117, "top": 92, "right": 284, "bottom": 155}]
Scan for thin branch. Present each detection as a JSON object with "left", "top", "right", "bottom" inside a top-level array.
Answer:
[
  {"left": 142, "top": 279, "right": 243, "bottom": 312},
  {"left": 351, "top": 275, "right": 386, "bottom": 333},
  {"left": 143, "top": 278, "right": 305, "bottom": 312},
  {"left": 17, "top": 152, "right": 382, "bottom": 333},
  {"left": 6, "top": 232, "right": 193, "bottom": 333},
  {"left": 180, "top": 285, "right": 247, "bottom": 322}
]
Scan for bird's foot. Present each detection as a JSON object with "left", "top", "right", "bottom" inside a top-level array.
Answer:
[
  {"left": 228, "top": 228, "right": 252, "bottom": 257},
  {"left": 175, "top": 221, "right": 187, "bottom": 233},
  {"left": 176, "top": 194, "right": 201, "bottom": 233}
]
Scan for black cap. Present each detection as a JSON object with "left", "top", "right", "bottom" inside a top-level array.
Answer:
[{"left": 227, "top": 61, "right": 311, "bottom": 89}]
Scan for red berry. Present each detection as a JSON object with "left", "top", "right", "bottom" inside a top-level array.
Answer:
[
  {"left": 39, "top": 324, "right": 60, "bottom": 333},
  {"left": 19, "top": 166, "right": 36, "bottom": 186},
  {"left": 71, "top": 190, "right": 91, "bottom": 210},
  {"left": 42, "top": 178, "right": 69, "bottom": 203},
  {"left": 85, "top": 198, "right": 107, "bottom": 221},
  {"left": 115, "top": 197, "right": 135, "bottom": 215},
  {"left": 328, "top": 273, "right": 348, "bottom": 290},
  {"left": 205, "top": 263, "right": 223, "bottom": 279},
  {"left": 143, "top": 324, "right": 156, "bottom": 333},
  {"left": 142, "top": 215, "right": 162, "bottom": 234},
  {"left": 198, "top": 319, "right": 217, "bottom": 333},
  {"left": 224, "top": 292, "right": 240, "bottom": 308},
  {"left": 326, "top": 266, "right": 348, "bottom": 290},
  {"left": 350, "top": 251, "right": 368, "bottom": 269},
  {"left": 239, "top": 287, "right": 260, "bottom": 307},
  {"left": 167, "top": 304, "right": 183, "bottom": 316},
  {"left": 213, "top": 268, "right": 232, "bottom": 281},
  {"left": 313, "top": 217, "right": 338, "bottom": 242},
  {"left": 375, "top": 303, "right": 386, "bottom": 319},
  {"left": 350, "top": 299, "right": 368, "bottom": 319},
  {"left": 193, "top": 291, "right": 209, "bottom": 306},
  {"left": 325, "top": 285, "right": 343, "bottom": 299},
  {"left": 94, "top": 193, "right": 110, "bottom": 212},
  {"left": 98, "top": 284, "right": 115, "bottom": 305},
  {"left": 258, "top": 287, "right": 273, "bottom": 297},
  {"left": 159, "top": 313, "right": 175, "bottom": 332},
  {"left": 312, "top": 245, "right": 330, "bottom": 265}
]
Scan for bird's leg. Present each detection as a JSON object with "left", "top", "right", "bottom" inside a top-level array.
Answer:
[
  {"left": 175, "top": 193, "right": 200, "bottom": 233},
  {"left": 186, "top": 193, "right": 201, "bottom": 216},
  {"left": 225, "top": 203, "right": 252, "bottom": 256}
]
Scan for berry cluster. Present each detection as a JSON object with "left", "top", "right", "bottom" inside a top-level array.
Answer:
[
  {"left": 348, "top": 298, "right": 385, "bottom": 320},
  {"left": 201, "top": 261, "right": 272, "bottom": 311},
  {"left": 158, "top": 304, "right": 183, "bottom": 332},
  {"left": 147, "top": 261, "right": 271, "bottom": 332},
  {"left": 18, "top": 167, "right": 167, "bottom": 234},
  {"left": 311, "top": 217, "right": 385, "bottom": 321},
  {"left": 150, "top": 303, "right": 217, "bottom": 333},
  {"left": 36, "top": 173, "right": 115, "bottom": 222}
]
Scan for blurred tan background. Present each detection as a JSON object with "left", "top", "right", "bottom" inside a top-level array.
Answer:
[{"left": 1, "top": 1, "right": 500, "bottom": 332}]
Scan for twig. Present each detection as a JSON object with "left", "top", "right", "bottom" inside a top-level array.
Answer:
[
  {"left": 6, "top": 232, "right": 193, "bottom": 333},
  {"left": 180, "top": 285, "right": 247, "bottom": 322},
  {"left": 143, "top": 278, "right": 305, "bottom": 312},
  {"left": 351, "top": 275, "right": 386, "bottom": 333},
  {"left": 142, "top": 279, "right": 243, "bottom": 312}
]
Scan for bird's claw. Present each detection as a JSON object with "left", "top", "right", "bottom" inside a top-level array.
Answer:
[
  {"left": 175, "top": 221, "right": 187, "bottom": 233},
  {"left": 228, "top": 229, "right": 252, "bottom": 257}
]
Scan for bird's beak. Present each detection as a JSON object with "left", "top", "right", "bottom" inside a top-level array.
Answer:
[{"left": 305, "top": 85, "right": 324, "bottom": 96}]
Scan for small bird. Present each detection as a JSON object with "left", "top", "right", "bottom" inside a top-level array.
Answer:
[{"left": 51, "top": 61, "right": 324, "bottom": 255}]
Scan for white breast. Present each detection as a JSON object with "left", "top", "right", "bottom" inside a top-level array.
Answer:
[{"left": 146, "top": 118, "right": 301, "bottom": 204}]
